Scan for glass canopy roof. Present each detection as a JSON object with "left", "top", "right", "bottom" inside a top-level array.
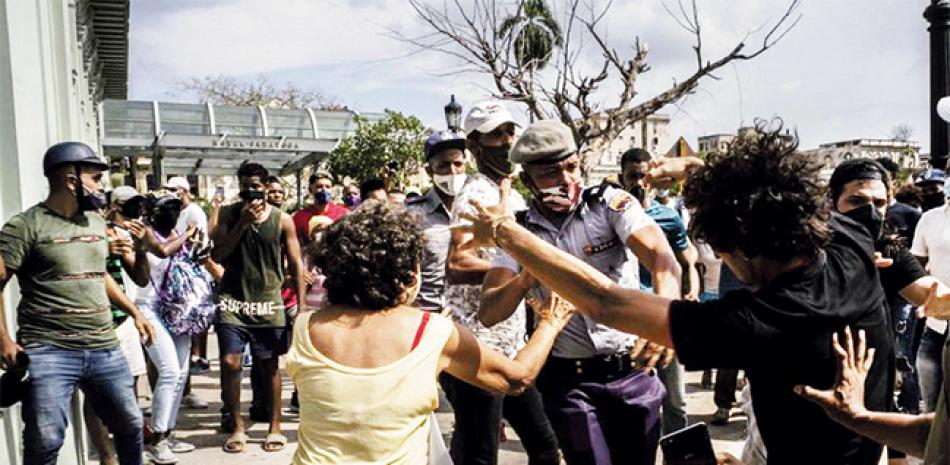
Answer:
[{"left": 99, "top": 100, "right": 383, "bottom": 176}]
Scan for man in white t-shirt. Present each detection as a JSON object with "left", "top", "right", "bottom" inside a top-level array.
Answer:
[
  {"left": 440, "top": 101, "right": 560, "bottom": 465},
  {"left": 911, "top": 170, "right": 950, "bottom": 413},
  {"left": 165, "top": 176, "right": 208, "bottom": 246}
]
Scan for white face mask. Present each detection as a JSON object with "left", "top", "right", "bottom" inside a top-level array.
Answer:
[{"left": 432, "top": 173, "right": 468, "bottom": 197}]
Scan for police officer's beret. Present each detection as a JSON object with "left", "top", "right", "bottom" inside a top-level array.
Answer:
[
  {"left": 42, "top": 141, "right": 108, "bottom": 176},
  {"left": 509, "top": 120, "right": 577, "bottom": 165}
]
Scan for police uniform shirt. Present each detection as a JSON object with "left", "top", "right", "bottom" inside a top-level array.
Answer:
[
  {"left": 407, "top": 189, "right": 452, "bottom": 311},
  {"left": 492, "top": 185, "right": 655, "bottom": 359}
]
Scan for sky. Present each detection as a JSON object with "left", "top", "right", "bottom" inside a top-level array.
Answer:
[{"left": 129, "top": 0, "right": 933, "bottom": 153}]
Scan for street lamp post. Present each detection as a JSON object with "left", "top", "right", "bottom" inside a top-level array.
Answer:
[
  {"left": 444, "top": 95, "right": 462, "bottom": 132},
  {"left": 926, "top": 0, "right": 950, "bottom": 170}
]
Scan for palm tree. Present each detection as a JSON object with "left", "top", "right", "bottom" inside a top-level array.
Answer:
[{"left": 499, "top": 0, "right": 563, "bottom": 73}]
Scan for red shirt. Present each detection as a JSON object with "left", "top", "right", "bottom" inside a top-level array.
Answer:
[{"left": 292, "top": 203, "right": 349, "bottom": 245}]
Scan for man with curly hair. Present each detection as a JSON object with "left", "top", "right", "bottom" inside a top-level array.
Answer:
[{"left": 457, "top": 120, "right": 897, "bottom": 465}]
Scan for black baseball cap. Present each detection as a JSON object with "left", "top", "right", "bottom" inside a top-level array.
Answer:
[{"left": 424, "top": 130, "right": 466, "bottom": 160}]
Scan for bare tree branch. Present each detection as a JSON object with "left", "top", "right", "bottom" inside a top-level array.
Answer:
[{"left": 396, "top": 0, "right": 802, "bottom": 174}]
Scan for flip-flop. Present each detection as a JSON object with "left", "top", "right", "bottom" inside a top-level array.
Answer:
[
  {"left": 263, "top": 432, "right": 287, "bottom": 452},
  {"left": 223, "top": 431, "right": 247, "bottom": 453}
]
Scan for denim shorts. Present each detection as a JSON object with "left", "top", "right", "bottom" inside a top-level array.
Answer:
[{"left": 216, "top": 323, "right": 288, "bottom": 359}]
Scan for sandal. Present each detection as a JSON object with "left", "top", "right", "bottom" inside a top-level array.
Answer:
[
  {"left": 223, "top": 431, "right": 247, "bottom": 453},
  {"left": 263, "top": 432, "right": 287, "bottom": 452}
]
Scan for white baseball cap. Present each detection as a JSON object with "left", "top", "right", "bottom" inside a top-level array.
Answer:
[
  {"left": 462, "top": 100, "right": 519, "bottom": 136},
  {"left": 111, "top": 186, "right": 142, "bottom": 204},
  {"left": 164, "top": 176, "right": 190, "bottom": 191}
]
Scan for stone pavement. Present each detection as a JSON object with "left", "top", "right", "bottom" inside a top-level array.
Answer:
[{"left": 90, "top": 334, "right": 747, "bottom": 465}]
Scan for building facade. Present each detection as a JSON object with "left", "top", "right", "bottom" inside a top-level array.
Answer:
[
  {"left": 586, "top": 114, "right": 671, "bottom": 185},
  {"left": 697, "top": 133, "right": 736, "bottom": 154},
  {"left": 0, "top": 1, "right": 129, "bottom": 464},
  {"left": 804, "top": 138, "right": 923, "bottom": 177}
]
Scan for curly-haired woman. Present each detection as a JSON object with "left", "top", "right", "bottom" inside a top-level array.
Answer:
[
  {"left": 455, "top": 119, "right": 898, "bottom": 465},
  {"left": 284, "top": 201, "right": 572, "bottom": 465}
]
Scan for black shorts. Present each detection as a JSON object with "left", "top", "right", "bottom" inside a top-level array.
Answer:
[{"left": 216, "top": 323, "right": 289, "bottom": 360}]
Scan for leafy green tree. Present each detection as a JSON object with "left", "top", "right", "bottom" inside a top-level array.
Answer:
[{"left": 326, "top": 111, "right": 427, "bottom": 188}]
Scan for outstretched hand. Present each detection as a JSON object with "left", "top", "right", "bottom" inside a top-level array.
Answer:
[
  {"left": 644, "top": 156, "right": 705, "bottom": 188},
  {"left": 629, "top": 338, "right": 675, "bottom": 370},
  {"left": 526, "top": 292, "right": 575, "bottom": 330},
  {"left": 794, "top": 326, "right": 874, "bottom": 424},
  {"left": 453, "top": 177, "right": 513, "bottom": 251},
  {"left": 917, "top": 281, "right": 950, "bottom": 320}
]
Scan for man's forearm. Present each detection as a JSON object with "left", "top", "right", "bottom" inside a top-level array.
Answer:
[
  {"left": 105, "top": 274, "right": 145, "bottom": 320},
  {"left": 479, "top": 272, "right": 532, "bottom": 327},
  {"left": 292, "top": 258, "right": 307, "bottom": 313},
  {"left": 686, "top": 264, "right": 701, "bottom": 297},
  {"left": 0, "top": 283, "right": 12, "bottom": 343},
  {"left": 838, "top": 411, "right": 933, "bottom": 458},
  {"left": 123, "top": 248, "right": 150, "bottom": 287},
  {"left": 652, "top": 254, "right": 682, "bottom": 300},
  {"left": 446, "top": 249, "right": 492, "bottom": 284},
  {"left": 494, "top": 220, "right": 675, "bottom": 346}
]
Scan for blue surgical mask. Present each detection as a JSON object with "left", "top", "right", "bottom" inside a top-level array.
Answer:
[{"left": 315, "top": 190, "right": 333, "bottom": 204}]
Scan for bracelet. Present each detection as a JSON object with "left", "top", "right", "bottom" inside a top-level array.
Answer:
[{"left": 491, "top": 215, "right": 515, "bottom": 246}]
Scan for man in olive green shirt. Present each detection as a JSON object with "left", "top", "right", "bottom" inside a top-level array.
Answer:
[
  {"left": 210, "top": 162, "right": 306, "bottom": 453},
  {"left": 0, "top": 142, "right": 154, "bottom": 465}
]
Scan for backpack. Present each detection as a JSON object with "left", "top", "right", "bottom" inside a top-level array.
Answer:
[{"left": 154, "top": 248, "right": 217, "bottom": 336}]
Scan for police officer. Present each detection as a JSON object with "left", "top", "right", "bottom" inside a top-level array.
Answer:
[
  {"left": 407, "top": 130, "right": 468, "bottom": 312},
  {"left": 480, "top": 120, "right": 683, "bottom": 465}
]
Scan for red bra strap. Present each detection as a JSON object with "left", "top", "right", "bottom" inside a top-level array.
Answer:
[{"left": 410, "top": 312, "right": 432, "bottom": 351}]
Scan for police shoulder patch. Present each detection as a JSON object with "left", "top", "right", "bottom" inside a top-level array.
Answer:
[{"left": 608, "top": 191, "right": 635, "bottom": 211}]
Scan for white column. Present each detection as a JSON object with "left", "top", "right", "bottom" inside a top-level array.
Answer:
[{"left": 0, "top": 1, "right": 99, "bottom": 464}]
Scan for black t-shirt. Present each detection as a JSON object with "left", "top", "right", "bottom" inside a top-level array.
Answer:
[
  {"left": 879, "top": 247, "right": 927, "bottom": 299},
  {"left": 886, "top": 202, "right": 921, "bottom": 244},
  {"left": 669, "top": 215, "right": 894, "bottom": 465}
]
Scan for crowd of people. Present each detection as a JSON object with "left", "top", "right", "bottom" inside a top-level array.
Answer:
[{"left": 1, "top": 99, "right": 950, "bottom": 465}]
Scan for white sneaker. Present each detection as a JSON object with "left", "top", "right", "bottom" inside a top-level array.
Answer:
[
  {"left": 168, "top": 436, "right": 195, "bottom": 453},
  {"left": 182, "top": 393, "right": 209, "bottom": 409},
  {"left": 148, "top": 439, "right": 179, "bottom": 464}
]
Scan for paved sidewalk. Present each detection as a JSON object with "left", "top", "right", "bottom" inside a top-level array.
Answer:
[{"left": 90, "top": 335, "right": 747, "bottom": 464}]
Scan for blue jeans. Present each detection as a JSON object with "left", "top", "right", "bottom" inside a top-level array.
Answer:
[
  {"left": 141, "top": 306, "right": 191, "bottom": 434},
  {"left": 658, "top": 357, "right": 688, "bottom": 434},
  {"left": 22, "top": 344, "right": 143, "bottom": 465},
  {"left": 917, "top": 326, "right": 946, "bottom": 412},
  {"left": 891, "top": 296, "right": 922, "bottom": 414}
]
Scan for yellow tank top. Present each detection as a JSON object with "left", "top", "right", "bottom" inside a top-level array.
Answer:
[{"left": 286, "top": 311, "right": 454, "bottom": 465}]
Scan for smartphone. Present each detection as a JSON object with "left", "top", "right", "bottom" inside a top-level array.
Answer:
[
  {"left": 239, "top": 190, "right": 265, "bottom": 202},
  {"left": 660, "top": 422, "right": 716, "bottom": 465},
  {"left": 215, "top": 186, "right": 225, "bottom": 199}
]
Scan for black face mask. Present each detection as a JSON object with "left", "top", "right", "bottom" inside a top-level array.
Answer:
[
  {"left": 78, "top": 190, "right": 108, "bottom": 212},
  {"left": 119, "top": 198, "right": 143, "bottom": 220},
  {"left": 475, "top": 144, "right": 515, "bottom": 178},
  {"left": 843, "top": 203, "right": 884, "bottom": 240},
  {"left": 150, "top": 212, "right": 178, "bottom": 233},
  {"left": 629, "top": 185, "right": 646, "bottom": 203},
  {"left": 921, "top": 192, "right": 946, "bottom": 211}
]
